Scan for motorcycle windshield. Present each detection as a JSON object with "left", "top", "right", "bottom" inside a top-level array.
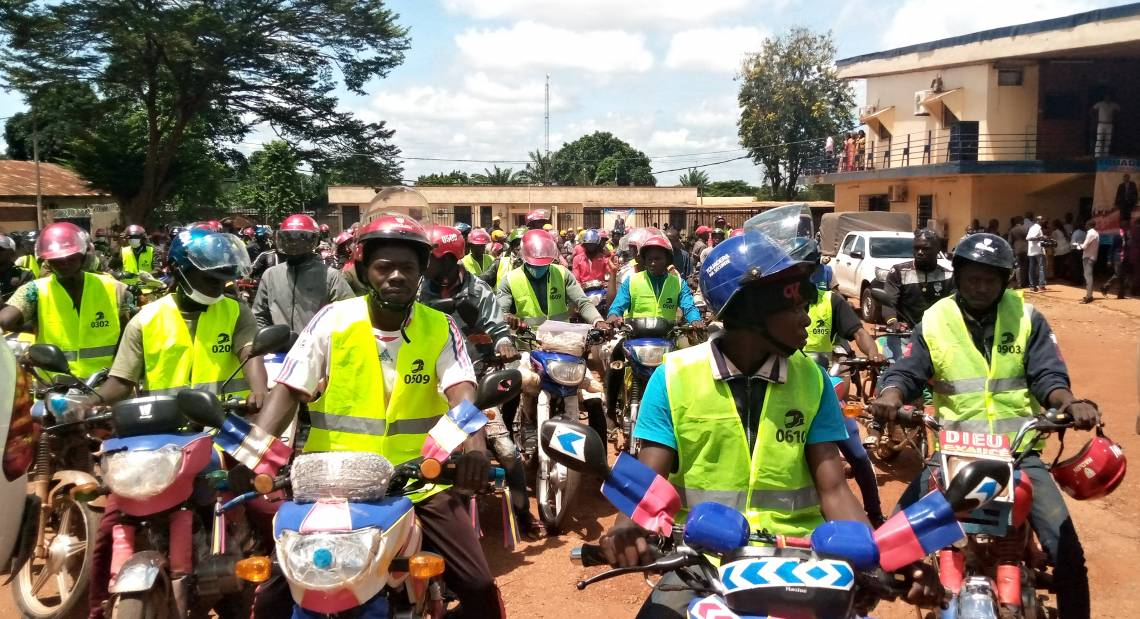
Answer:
[{"left": 743, "top": 203, "right": 814, "bottom": 254}]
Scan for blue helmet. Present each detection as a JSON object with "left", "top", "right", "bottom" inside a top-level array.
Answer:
[
  {"left": 455, "top": 222, "right": 472, "bottom": 235},
  {"left": 581, "top": 229, "right": 601, "bottom": 246},
  {"left": 168, "top": 229, "right": 252, "bottom": 281},
  {"left": 699, "top": 229, "right": 814, "bottom": 318}
]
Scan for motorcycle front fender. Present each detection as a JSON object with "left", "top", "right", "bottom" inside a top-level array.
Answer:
[{"left": 110, "top": 550, "right": 168, "bottom": 594}]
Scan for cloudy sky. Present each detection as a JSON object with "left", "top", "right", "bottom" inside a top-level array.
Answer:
[{"left": 0, "top": 0, "right": 1130, "bottom": 184}]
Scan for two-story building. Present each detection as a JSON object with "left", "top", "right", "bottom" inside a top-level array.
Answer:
[{"left": 808, "top": 3, "right": 1140, "bottom": 239}]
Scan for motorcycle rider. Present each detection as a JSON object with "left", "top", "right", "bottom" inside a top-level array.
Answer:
[
  {"left": 461, "top": 227, "right": 494, "bottom": 276},
  {"left": 0, "top": 222, "right": 131, "bottom": 377},
  {"left": 253, "top": 214, "right": 355, "bottom": 334},
  {"left": 14, "top": 230, "right": 42, "bottom": 277},
  {"left": 526, "top": 209, "right": 549, "bottom": 230},
  {"left": 870, "top": 232, "right": 1098, "bottom": 619},
  {"left": 418, "top": 225, "right": 544, "bottom": 538},
  {"left": 83, "top": 227, "right": 269, "bottom": 618},
  {"left": 259, "top": 214, "right": 504, "bottom": 618},
  {"left": 111, "top": 224, "right": 155, "bottom": 283},
  {"left": 606, "top": 231, "right": 705, "bottom": 330},
  {"left": 599, "top": 229, "right": 939, "bottom": 616},
  {"left": 496, "top": 229, "right": 608, "bottom": 330},
  {"left": 0, "top": 234, "right": 34, "bottom": 302},
  {"left": 483, "top": 226, "right": 526, "bottom": 288},
  {"left": 571, "top": 228, "right": 613, "bottom": 286}
]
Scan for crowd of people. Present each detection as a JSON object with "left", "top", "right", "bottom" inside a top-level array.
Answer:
[{"left": 0, "top": 204, "right": 1122, "bottom": 619}]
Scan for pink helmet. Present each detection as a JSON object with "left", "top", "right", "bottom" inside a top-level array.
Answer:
[
  {"left": 525, "top": 209, "right": 549, "bottom": 224},
  {"left": 638, "top": 229, "right": 673, "bottom": 260},
  {"left": 428, "top": 225, "right": 466, "bottom": 261},
  {"left": 281, "top": 214, "right": 320, "bottom": 232},
  {"left": 467, "top": 228, "right": 491, "bottom": 246},
  {"left": 36, "top": 222, "right": 88, "bottom": 261},
  {"left": 520, "top": 229, "right": 559, "bottom": 266}
]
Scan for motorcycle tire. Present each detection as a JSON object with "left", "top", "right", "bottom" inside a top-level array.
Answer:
[
  {"left": 109, "top": 588, "right": 174, "bottom": 619},
  {"left": 13, "top": 495, "right": 99, "bottom": 619},
  {"left": 538, "top": 465, "right": 580, "bottom": 533}
]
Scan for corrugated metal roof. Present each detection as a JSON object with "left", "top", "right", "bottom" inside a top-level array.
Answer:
[{"left": 0, "top": 160, "right": 108, "bottom": 198}]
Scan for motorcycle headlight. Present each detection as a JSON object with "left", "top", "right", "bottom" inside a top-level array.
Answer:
[
  {"left": 631, "top": 344, "right": 669, "bottom": 368},
  {"left": 278, "top": 528, "right": 382, "bottom": 590},
  {"left": 103, "top": 445, "right": 183, "bottom": 500},
  {"left": 546, "top": 359, "right": 586, "bottom": 386}
]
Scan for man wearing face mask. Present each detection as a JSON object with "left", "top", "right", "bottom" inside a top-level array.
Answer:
[
  {"left": 110, "top": 224, "right": 156, "bottom": 283},
  {"left": 871, "top": 233, "right": 1099, "bottom": 618},
  {"left": 253, "top": 214, "right": 354, "bottom": 334},
  {"left": 0, "top": 223, "right": 131, "bottom": 377},
  {"left": 496, "top": 229, "right": 608, "bottom": 330}
]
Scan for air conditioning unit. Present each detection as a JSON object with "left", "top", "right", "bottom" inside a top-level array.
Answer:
[
  {"left": 888, "top": 185, "right": 908, "bottom": 202},
  {"left": 859, "top": 104, "right": 878, "bottom": 118},
  {"left": 913, "top": 90, "right": 932, "bottom": 116}
]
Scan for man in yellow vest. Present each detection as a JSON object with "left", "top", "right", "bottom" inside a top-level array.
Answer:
[
  {"left": 605, "top": 229, "right": 704, "bottom": 329},
  {"left": 871, "top": 233, "right": 1100, "bottom": 618},
  {"left": 461, "top": 227, "right": 494, "bottom": 276},
  {"left": 480, "top": 226, "right": 524, "bottom": 289},
  {"left": 0, "top": 222, "right": 130, "bottom": 378},
  {"left": 599, "top": 230, "right": 939, "bottom": 615},
  {"left": 13, "top": 230, "right": 41, "bottom": 278},
  {"left": 111, "top": 224, "right": 156, "bottom": 283},
  {"left": 495, "top": 229, "right": 608, "bottom": 329},
  {"left": 258, "top": 214, "right": 503, "bottom": 618}
]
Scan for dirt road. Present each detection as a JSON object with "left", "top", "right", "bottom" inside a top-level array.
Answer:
[{"left": 0, "top": 289, "right": 1135, "bottom": 618}]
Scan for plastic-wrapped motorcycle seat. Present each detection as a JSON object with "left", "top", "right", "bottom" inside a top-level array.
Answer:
[
  {"left": 536, "top": 330, "right": 587, "bottom": 356},
  {"left": 290, "top": 452, "right": 395, "bottom": 503}
]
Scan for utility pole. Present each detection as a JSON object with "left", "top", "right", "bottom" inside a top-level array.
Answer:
[
  {"left": 544, "top": 74, "right": 550, "bottom": 185},
  {"left": 32, "top": 106, "right": 43, "bottom": 229}
]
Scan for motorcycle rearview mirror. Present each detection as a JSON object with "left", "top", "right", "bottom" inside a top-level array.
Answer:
[
  {"left": 250, "top": 324, "right": 291, "bottom": 357},
  {"left": 52, "top": 374, "right": 83, "bottom": 389},
  {"left": 682, "top": 502, "right": 749, "bottom": 554},
  {"left": 943, "top": 459, "right": 1011, "bottom": 513},
  {"left": 176, "top": 389, "right": 227, "bottom": 428},
  {"left": 869, "top": 288, "right": 895, "bottom": 308},
  {"left": 24, "top": 344, "right": 73, "bottom": 375},
  {"left": 811, "top": 520, "right": 879, "bottom": 571},
  {"left": 474, "top": 369, "right": 522, "bottom": 410},
  {"left": 85, "top": 368, "right": 111, "bottom": 390},
  {"left": 538, "top": 420, "right": 610, "bottom": 478}
]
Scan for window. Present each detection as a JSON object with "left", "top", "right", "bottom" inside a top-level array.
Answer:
[
  {"left": 584, "top": 208, "right": 601, "bottom": 229},
  {"left": 480, "top": 205, "right": 492, "bottom": 226},
  {"left": 852, "top": 236, "right": 866, "bottom": 256},
  {"left": 341, "top": 205, "right": 360, "bottom": 229},
  {"left": 869, "top": 237, "right": 913, "bottom": 258},
  {"left": 840, "top": 234, "right": 858, "bottom": 254},
  {"left": 997, "top": 69, "right": 1023, "bottom": 86},
  {"left": 453, "top": 205, "right": 472, "bottom": 226},
  {"left": 860, "top": 194, "right": 890, "bottom": 212},
  {"left": 917, "top": 195, "right": 933, "bottom": 229}
]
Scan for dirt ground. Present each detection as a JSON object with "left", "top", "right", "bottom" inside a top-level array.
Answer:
[{"left": 0, "top": 286, "right": 1136, "bottom": 618}]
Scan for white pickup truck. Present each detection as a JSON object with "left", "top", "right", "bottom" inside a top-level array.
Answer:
[{"left": 830, "top": 231, "right": 943, "bottom": 323}]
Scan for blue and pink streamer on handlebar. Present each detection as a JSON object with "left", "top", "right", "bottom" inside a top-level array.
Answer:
[
  {"left": 602, "top": 452, "right": 681, "bottom": 536},
  {"left": 874, "top": 490, "right": 965, "bottom": 571},
  {"left": 421, "top": 400, "right": 488, "bottom": 463},
  {"left": 211, "top": 412, "right": 293, "bottom": 476}
]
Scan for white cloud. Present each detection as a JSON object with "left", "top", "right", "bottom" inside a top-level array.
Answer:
[
  {"left": 442, "top": 0, "right": 751, "bottom": 29},
  {"left": 678, "top": 97, "right": 741, "bottom": 129},
  {"left": 881, "top": 0, "right": 1102, "bottom": 48},
  {"left": 664, "top": 27, "right": 769, "bottom": 73},
  {"left": 455, "top": 21, "right": 653, "bottom": 73}
]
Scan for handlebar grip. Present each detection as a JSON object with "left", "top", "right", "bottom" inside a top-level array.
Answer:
[
  {"left": 895, "top": 405, "right": 922, "bottom": 427},
  {"left": 570, "top": 544, "right": 609, "bottom": 568}
]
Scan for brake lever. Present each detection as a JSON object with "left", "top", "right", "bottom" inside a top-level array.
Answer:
[{"left": 575, "top": 550, "right": 700, "bottom": 590}]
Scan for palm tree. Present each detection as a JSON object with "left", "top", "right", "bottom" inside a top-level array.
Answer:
[
  {"left": 522, "top": 149, "right": 552, "bottom": 185},
  {"left": 678, "top": 167, "right": 710, "bottom": 189},
  {"left": 471, "top": 165, "right": 521, "bottom": 185}
]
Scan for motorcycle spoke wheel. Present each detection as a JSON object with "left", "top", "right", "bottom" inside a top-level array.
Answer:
[{"left": 14, "top": 495, "right": 98, "bottom": 619}]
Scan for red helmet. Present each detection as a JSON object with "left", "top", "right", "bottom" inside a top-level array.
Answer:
[
  {"left": 193, "top": 220, "right": 223, "bottom": 232},
  {"left": 319, "top": 223, "right": 330, "bottom": 233},
  {"left": 695, "top": 225, "right": 712, "bottom": 235},
  {"left": 1051, "top": 430, "right": 1126, "bottom": 500},
  {"left": 281, "top": 214, "right": 320, "bottom": 232},
  {"left": 625, "top": 227, "right": 651, "bottom": 253},
  {"left": 638, "top": 229, "right": 673, "bottom": 260},
  {"left": 352, "top": 214, "right": 432, "bottom": 268},
  {"left": 36, "top": 222, "right": 88, "bottom": 260},
  {"left": 334, "top": 230, "right": 354, "bottom": 247},
  {"left": 729, "top": 228, "right": 745, "bottom": 238},
  {"left": 240, "top": 226, "right": 255, "bottom": 238},
  {"left": 599, "top": 229, "right": 609, "bottom": 239},
  {"left": 520, "top": 229, "right": 559, "bottom": 266},
  {"left": 525, "top": 209, "right": 549, "bottom": 225},
  {"left": 467, "top": 228, "right": 491, "bottom": 246},
  {"left": 490, "top": 242, "right": 504, "bottom": 255},
  {"left": 124, "top": 224, "right": 146, "bottom": 237},
  {"left": 428, "top": 225, "right": 466, "bottom": 261}
]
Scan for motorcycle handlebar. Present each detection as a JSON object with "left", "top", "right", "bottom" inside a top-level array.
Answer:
[{"left": 571, "top": 544, "right": 609, "bottom": 568}]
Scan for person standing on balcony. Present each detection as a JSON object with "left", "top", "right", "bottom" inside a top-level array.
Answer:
[
  {"left": 1026, "top": 215, "right": 1048, "bottom": 292},
  {"left": 856, "top": 130, "right": 867, "bottom": 170},
  {"left": 1092, "top": 93, "right": 1120, "bottom": 157}
]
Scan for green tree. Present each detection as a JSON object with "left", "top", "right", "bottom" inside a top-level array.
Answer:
[
  {"left": 677, "top": 168, "right": 710, "bottom": 189},
  {"left": 471, "top": 165, "right": 521, "bottom": 185},
  {"left": 521, "top": 149, "right": 552, "bottom": 185},
  {"left": 703, "top": 179, "right": 760, "bottom": 197},
  {"left": 3, "top": 81, "right": 100, "bottom": 162},
  {"left": 416, "top": 170, "right": 471, "bottom": 186},
  {"left": 738, "top": 28, "right": 853, "bottom": 199},
  {"left": 0, "top": 0, "right": 409, "bottom": 223},
  {"left": 550, "top": 132, "right": 655, "bottom": 186},
  {"left": 230, "top": 141, "right": 318, "bottom": 222}
]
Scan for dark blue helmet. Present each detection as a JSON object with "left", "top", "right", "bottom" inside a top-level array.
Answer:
[
  {"left": 581, "top": 229, "right": 601, "bottom": 246},
  {"left": 168, "top": 229, "right": 252, "bottom": 281},
  {"left": 699, "top": 229, "right": 814, "bottom": 318}
]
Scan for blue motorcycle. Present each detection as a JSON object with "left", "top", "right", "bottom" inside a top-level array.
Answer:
[{"left": 611, "top": 318, "right": 696, "bottom": 456}]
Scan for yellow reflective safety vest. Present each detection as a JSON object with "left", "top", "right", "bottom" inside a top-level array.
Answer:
[
  {"left": 462, "top": 252, "right": 493, "bottom": 276},
  {"left": 628, "top": 271, "right": 681, "bottom": 320},
  {"left": 137, "top": 295, "right": 248, "bottom": 398},
  {"left": 923, "top": 290, "right": 1035, "bottom": 444},
  {"left": 803, "top": 292, "right": 835, "bottom": 354},
  {"left": 305, "top": 298, "right": 451, "bottom": 502},
  {"left": 507, "top": 265, "right": 568, "bottom": 320},
  {"left": 495, "top": 254, "right": 516, "bottom": 287},
  {"left": 120, "top": 246, "right": 155, "bottom": 276},
  {"left": 35, "top": 273, "right": 121, "bottom": 378},
  {"left": 16, "top": 255, "right": 40, "bottom": 278},
  {"left": 664, "top": 344, "right": 825, "bottom": 537}
]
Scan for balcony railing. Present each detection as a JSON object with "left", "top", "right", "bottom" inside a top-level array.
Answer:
[{"left": 802, "top": 125, "right": 1072, "bottom": 177}]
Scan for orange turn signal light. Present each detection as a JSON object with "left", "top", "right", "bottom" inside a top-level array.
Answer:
[
  {"left": 235, "top": 556, "right": 272, "bottom": 583},
  {"left": 252, "top": 473, "right": 275, "bottom": 495},
  {"left": 408, "top": 552, "right": 445, "bottom": 580},
  {"left": 843, "top": 402, "right": 865, "bottom": 419},
  {"left": 419, "top": 458, "right": 442, "bottom": 480}
]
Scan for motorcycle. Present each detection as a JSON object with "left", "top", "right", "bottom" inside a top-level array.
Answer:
[
  {"left": 9, "top": 345, "right": 109, "bottom": 619},
  {"left": 514, "top": 320, "right": 607, "bottom": 531},
  {"left": 67, "top": 325, "right": 291, "bottom": 618},
  {"left": 609, "top": 318, "right": 697, "bottom": 455},
  {"left": 536, "top": 419, "right": 995, "bottom": 619},
  {"left": 233, "top": 277, "right": 259, "bottom": 305},
  {"left": 893, "top": 407, "right": 1112, "bottom": 619},
  {"left": 114, "top": 271, "right": 168, "bottom": 308},
  {"left": 181, "top": 367, "right": 522, "bottom": 618},
  {"left": 581, "top": 279, "right": 609, "bottom": 317}
]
